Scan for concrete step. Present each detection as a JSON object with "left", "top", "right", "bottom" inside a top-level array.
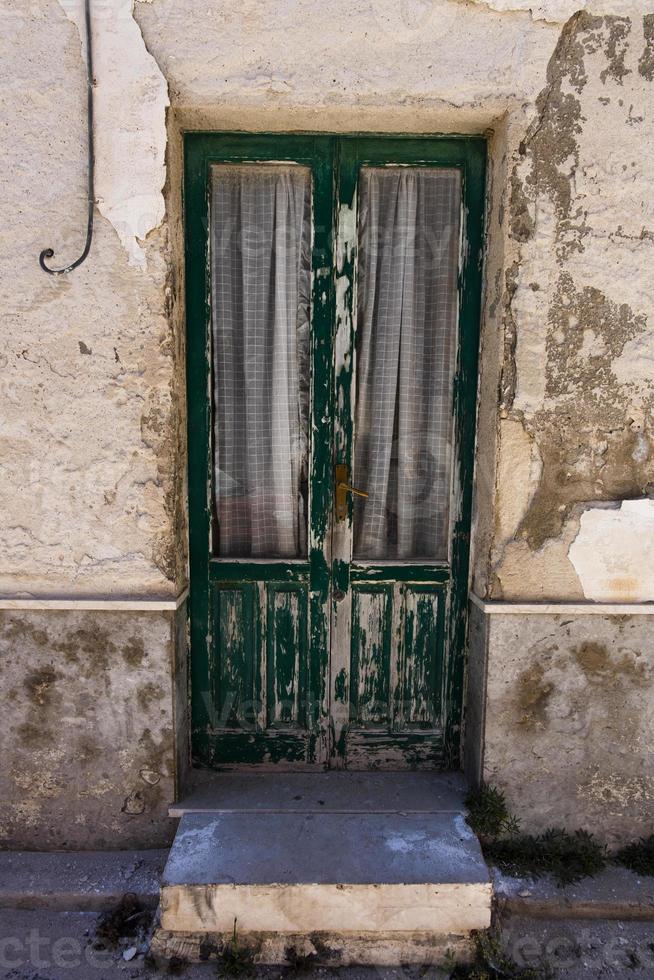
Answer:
[{"left": 159, "top": 794, "right": 492, "bottom": 965}]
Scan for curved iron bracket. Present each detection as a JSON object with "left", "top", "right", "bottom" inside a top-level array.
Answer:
[{"left": 40, "top": 0, "right": 95, "bottom": 275}]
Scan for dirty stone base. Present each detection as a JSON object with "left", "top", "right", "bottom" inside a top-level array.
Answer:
[
  {"left": 149, "top": 928, "right": 472, "bottom": 967},
  {"left": 0, "top": 607, "right": 188, "bottom": 850},
  {"left": 465, "top": 602, "right": 654, "bottom": 846}
]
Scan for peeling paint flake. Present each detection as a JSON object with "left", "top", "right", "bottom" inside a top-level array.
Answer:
[
  {"left": 56, "top": 0, "right": 169, "bottom": 269},
  {"left": 336, "top": 201, "right": 357, "bottom": 271},
  {"left": 569, "top": 499, "right": 654, "bottom": 602}
]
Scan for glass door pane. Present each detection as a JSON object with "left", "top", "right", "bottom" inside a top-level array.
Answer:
[
  {"left": 353, "top": 167, "right": 461, "bottom": 560},
  {"left": 210, "top": 163, "right": 312, "bottom": 558}
]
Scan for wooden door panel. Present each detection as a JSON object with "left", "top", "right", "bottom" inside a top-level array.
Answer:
[
  {"left": 207, "top": 575, "right": 315, "bottom": 767},
  {"left": 349, "top": 584, "right": 393, "bottom": 727},
  {"left": 344, "top": 580, "right": 446, "bottom": 769},
  {"left": 330, "top": 136, "right": 486, "bottom": 770},
  {"left": 185, "top": 134, "right": 335, "bottom": 769},
  {"left": 400, "top": 586, "right": 444, "bottom": 729},
  {"left": 265, "top": 583, "right": 309, "bottom": 729},
  {"left": 212, "top": 584, "right": 258, "bottom": 729}
]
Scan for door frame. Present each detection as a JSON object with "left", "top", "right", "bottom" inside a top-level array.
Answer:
[{"left": 184, "top": 132, "right": 486, "bottom": 770}]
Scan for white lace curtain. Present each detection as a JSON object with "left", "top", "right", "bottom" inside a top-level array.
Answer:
[
  {"left": 210, "top": 164, "right": 311, "bottom": 558},
  {"left": 353, "top": 167, "right": 461, "bottom": 560}
]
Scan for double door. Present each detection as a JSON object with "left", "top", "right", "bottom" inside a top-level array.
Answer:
[{"left": 185, "top": 134, "right": 485, "bottom": 769}]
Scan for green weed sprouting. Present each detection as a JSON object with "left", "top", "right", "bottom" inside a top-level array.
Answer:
[
  {"left": 615, "top": 835, "right": 654, "bottom": 877},
  {"left": 485, "top": 827, "right": 607, "bottom": 886},
  {"left": 464, "top": 784, "right": 520, "bottom": 840},
  {"left": 448, "top": 929, "right": 554, "bottom": 980}
]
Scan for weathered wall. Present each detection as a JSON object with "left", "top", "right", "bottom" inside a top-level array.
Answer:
[
  {"left": 1, "top": 0, "right": 653, "bottom": 847},
  {"left": 0, "top": 607, "right": 187, "bottom": 849},
  {"left": 1, "top": 0, "right": 185, "bottom": 599},
  {"left": 466, "top": 605, "right": 654, "bottom": 846},
  {"left": 463, "top": 9, "right": 654, "bottom": 841},
  {"left": 483, "top": 11, "right": 654, "bottom": 602},
  {"left": 0, "top": 0, "right": 188, "bottom": 848}
]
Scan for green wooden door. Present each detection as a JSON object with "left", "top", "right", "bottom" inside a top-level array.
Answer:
[{"left": 185, "top": 134, "right": 485, "bottom": 770}]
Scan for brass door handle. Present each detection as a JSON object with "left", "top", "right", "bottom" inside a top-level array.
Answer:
[
  {"left": 338, "top": 482, "right": 368, "bottom": 499},
  {"left": 335, "top": 464, "right": 368, "bottom": 521}
]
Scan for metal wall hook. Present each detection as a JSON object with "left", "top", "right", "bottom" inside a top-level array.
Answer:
[{"left": 39, "top": 0, "right": 95, "bottom": 275}]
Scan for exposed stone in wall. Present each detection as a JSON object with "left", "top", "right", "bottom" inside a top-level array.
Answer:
[
  {"left": 0, "top": 608, "right": 186, "bottom": 849},
  {"left": 495, "top": 420, "right": 542, "bottom": 549},
  {"left": 472, "top": 610, "right": 654, "bottom": 845},
  {"left": 640, "top": 13, "right": 654, "bottom": 79}
]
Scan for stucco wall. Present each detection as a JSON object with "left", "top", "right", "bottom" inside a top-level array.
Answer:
[{"left": 0, "top": 0, "right": 653, "bottom": 846}]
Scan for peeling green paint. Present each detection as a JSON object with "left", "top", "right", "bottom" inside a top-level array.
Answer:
[
  {"left": 185, "top": 134, "right": 485, "bottom": 770},
  {"left": 185, "top": 134, "right": 335, "bottom": 767},
  {"left": 334, "top": 668, "right": 347, "bottom": 703}
]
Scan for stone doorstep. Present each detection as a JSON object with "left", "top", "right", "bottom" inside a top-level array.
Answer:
[
  {"left": 159, "top": 773, "right": 490, "bottom": 964},
  {"left": 161, "top": 880, "right": 494, "bottom": 934},
  {"left": 169, "top": 770, "right": 469, "bottom": 816},
  {"left": 158, "top": 808, "right": 493, "bottom": 958}
]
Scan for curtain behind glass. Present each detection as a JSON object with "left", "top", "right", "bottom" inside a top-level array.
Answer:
[
  {"left": 210, "top": 164, "right": 311, "bottom": 558},
  {"left": 353, "top": 167, "right": 461, "bottom": 560}
]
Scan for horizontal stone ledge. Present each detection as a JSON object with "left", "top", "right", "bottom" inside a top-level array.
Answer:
[
  {"left": 0, "top": 849, "right": 167, "bottom": 911},
  {"left": 469, "top": 593, "right": 654, "bottom": 616},
  {"left": 0, "top": 587, "right": 189, "bottom": 612},
  {"left": 492, "top": 867, "right": 654, "bottom": 921}
]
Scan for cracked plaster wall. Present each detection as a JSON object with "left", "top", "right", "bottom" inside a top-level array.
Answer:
[
  {"left": 0, "top": 0, "right": 183, "bottom": 600},
  {"left": 0, "top": 0, "right": 185, "bottom": 847},
  {"left": 462, "top": 7, "right": 654, "bottom": 837},
  {"left": 6, "top": 3, "right": 651, "bottom": 606},
  {"left": 483, "top": 10, "right": 654, "bottom": 602}
]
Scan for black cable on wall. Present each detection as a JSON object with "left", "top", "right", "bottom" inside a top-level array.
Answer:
[{"left": 40, "top": 0, "right": 95, "bottom": 275}]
